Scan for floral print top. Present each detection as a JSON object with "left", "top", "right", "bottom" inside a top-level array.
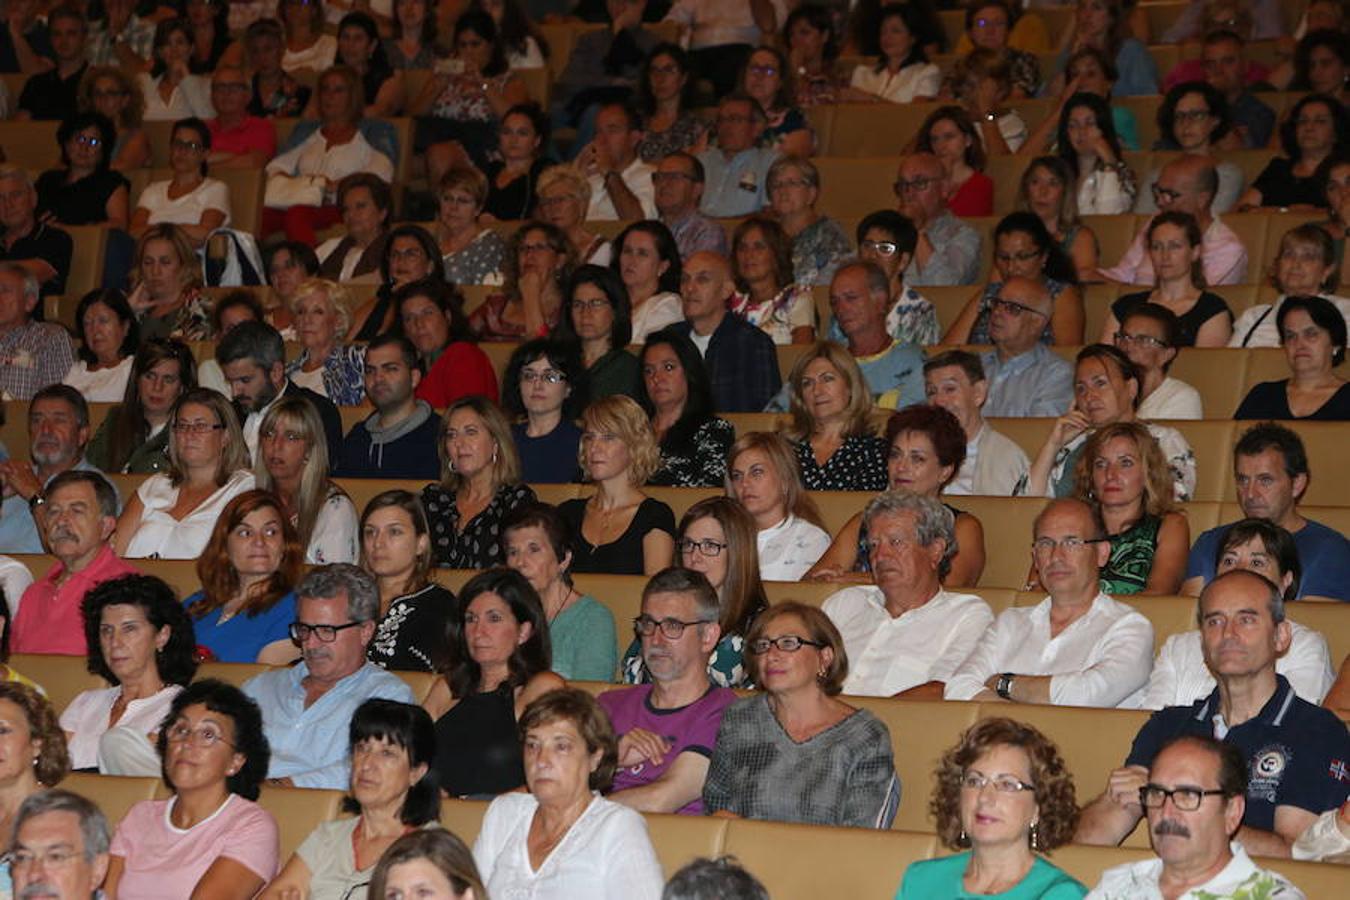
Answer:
[
  {"left": 369, "top": 583, "right": 457, "bottom": 672},
  {"left": 621, "top": 631, "right": 752, "bottom": 688},
  {"left": 285, "top": 344, "right": 366, "bottom": 406},
  {"left": 421, "top": 481, "right": 537, "bottom": 569},
  {"left": 649, "top": 417, "right": 736, "bottom": 488},
  {"left": 731, "top": 284, "right": 816, "bottom": 345}
]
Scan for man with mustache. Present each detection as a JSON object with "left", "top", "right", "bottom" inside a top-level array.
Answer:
[
  {"left": 597, "top": 567, "right": 736, "bottom": 815},
  {"left": 10, "top": 469, "right": 135, "bottom": 656},
  {"left": 1076, "top": 569, "right": 1350, "bottom": 857},
  {"left": 9, "top": 789, "right": 111, "bottom": 900},
  {"left": 821, "top": 491, "right": 992, "bottom": 698},
  {"left": 944, "top": 498, "right": 1154, "bottom": 706},
  {"left": 242, "top": 564, "right": 414, "bottom": 789},
  {"left": 1087, "top": 735, "right": 1304, "bottom": 899}
]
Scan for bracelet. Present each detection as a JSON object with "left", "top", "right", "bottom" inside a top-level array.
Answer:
[{"left": 996, "top": 673, "right": 1015, "bottom": 700}]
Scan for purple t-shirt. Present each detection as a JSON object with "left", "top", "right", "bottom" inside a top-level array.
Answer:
[{"left": 597, "top": 684, "right": 737, "bottom": 815}]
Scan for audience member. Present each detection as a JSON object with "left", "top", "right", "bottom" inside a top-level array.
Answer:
[
  {"left": 335, "top": 336, "right": 442, "bottom": 480},
  {"left": 894, "top": 152, "right": 981, "bottom": 285},
  {"left": 572, "top": 102, "right": 654, "bottom": 221},
  {"left": 314, "top": 174, "right": 391, "bottom": 282},
  {"left": 664, "top": 856, "right": 769, "bottom": 900},
  {"left": 9, "top": 789, "right": 112, "bottom": 900},
  {"left": 956, "top": 1, "right": 1042, "bottom": 97},
  {"left": 703, "top": 601, "right": 900, "bottom": 827},
  {"left": 471, "top": 221, "right": 576, "bottom": 341},
  {"left": 482, "top": 103, "right": 552, "bottom": 221},
  {"left": 1201, "top": 30, "right": 1275, "bottom": 150},
  {"left": 656, "top": 152, "right": 726, "bottom": 261},
  {"left": 262, "top": 242, "right": 315, "bottom": 334},
  {"left": 548, "top": 0, "right": 658, "bottom": 151},
  {"left": 0, "top": 682, "right": 70, "bottom": 900},
  {"left": 847, "top": 209, "right": 939, "bottom": 345},
  {"left": 638, "top": 329, "right": 736, "bottom": 487},
  {"left": 368, "top": 829, "right": 488, "bottom": 900},
  {"left": 978, "top": 277, "right": 1074, "bottom": 418},
  {"left": 916, "top": 106, "right": 995, "bottom": 216},
  {"left": 138, "top": 18, "right": 213, "bottom": 123},
  {"left": 63, "top": 290, "right": 136, "bottom": 403},
  {"left": 1238, "top": 94, "right": 1349, "bottom": 213},
  {"left": 206, "top": 65, "right": 278, "bottom": 168},
  {"left": 87, "top": 0, "right": 154, "bottom": 70},
  {"left": 437, "top": 166, "right": 508, "bottom": 285},
  {"left": 85, "top": 338, "right": 196, "bottom": 475},
  {"left": 768, "top": 156, "right": 851, "bottom": 287},
  {"left": 105, "top": 679, "right": 277, "bottom": 897},
  {"left": 64, "top": 574, "right": 196, "bottom": 775},
  {"left": 1115, "top": 303, "right": 1204, "bottom": 419},
  {"left": 1137, "top": 84, "right": 1242, "bottom": 216},
  {"left": 781, "top": 4, "right": 843, "bottom": 107},
  {"left": 922, "top": 350, "right": 1030, "bottom": 496},
  {"left": 1182, "top": 423, "right": 1350, "bottom": 602},
  {"left": 11, "top": 471, "right": 132, "bottom": 655},
  {"left": 536, "top": 165, "right": 611, "bottom": 266},
  {"left": 424, "top": 568, "right": 564, "bottom": 798},
  {"left": 1048, "top": 0, "right": 1156, "bottom": 96},
  {"left": 79, "top": 65, "right": 150, "bottom": 171},
  {"left": 663, "top": 0, "right": 783, "bottom": 98},
  {"left": 502, "top": 338, "right": 583, "bottom": 483},
  {"left": 15, "top": 6, "right": 88, "bottom": 122},
  {"left": 1288, "top": 28, "right": 1350, "bottom": 104},
  {"left": 847, "top": 3, "right": 940, "bottom": 103},
  {"left": 697, "top": 94, "right": 778, "bottom": 219},
  {"left": 1016, "top": 155, "right": 1100, "bottom": 283},
  {"left": 634, "top": 44, "right": 706, "bottom": 163},
  {"left": 726, "top": 431, "right": 830, "bottom": 580},
  {"left": 1236, "top": 224, "right": 1350, "bottom": 349},
  {"left": 559, "top": 396, "right": 676, "bottom": 575},
  {"left": 556, "top": 265, "right": 641, "bottom": 400},
  {"left": 395, "top": 279, "right": 497, "bottom": 410},
  {"left": 1035, "top": 91, "right": 1137, "bottom": 215},
  {"left": 35, "top": 112, "right": 129, "bottom": 231},
  {"left": 1235, "top": 295, "right": 1350, "bottom": 420},
  {"left": 729, "top": 216, "right": 816, "bottom": 345},
  {"left": 609, "top": 219, "right": 683, "bottom": 343},
  {"left": 0, "top": 264, "right": 75, "bottom": 403},
  {"left": 245, "top": 17, "right": 311, "bottom": 118},
  {"left": 127, "top": 224, "right": 211, "bottom": 342},
  {"left": 0, "top": 166, "right": 72, "bottom": 301},
  {"left": 349, "top": 225, "right": 445, "bottom": 341},
  {"left": 738, "top": 45, "right": 813, "bottom": 157}
]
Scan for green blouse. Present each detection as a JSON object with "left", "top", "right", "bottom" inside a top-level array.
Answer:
[
  {"left": 1100, "top": 514, "right": 1162, "bottom": 596},
  {"left": 896, "top": 853, "right": 1086, "bottom": 900},
  {"left": 549, "top": 594, "right": 618, "bottom": 682}
]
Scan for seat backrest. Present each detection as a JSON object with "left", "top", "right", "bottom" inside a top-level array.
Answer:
[
  {"left": 945, "top": 495, "right": 1046, "bottom": 590},
  {"left": 61, "top": 773, "right": 161, "bottom": 826},
  {"left": 438, "top": 797, "right": 489, "bottom": 844},
  {"left": 1285, "top": 603, "right": 1350, "bottom": 674},
  {"left": 255, "top": 785, "right": 345, "bottom": 860},
  {"left": 11, "top": 653, "right": 106, "bottom": 714},
  {"left": 813, "top": 157, "right": 903, "bottom": 218},
  {"left": 1048, "top": 843, "right": 1155, "bottom": 891},
  {"left": 196, "top": 661, "right": 273, "bottom": 689},
  {"left": 644, "top": 813, "right": 730, "bottom": 877},
  {"left": 63, "top": 225, "right": 109, "bottom": 309},
  {"left": 1167, "top": 349, "right": 1251, "bottom": 417}
]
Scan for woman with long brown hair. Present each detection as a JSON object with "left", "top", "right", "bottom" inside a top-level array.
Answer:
[
  {"left": 86, "top": 338, "right": 198, "bottom": 475},
  {"left": 726, "top": 431, "right": 830, "bottom": 581}
]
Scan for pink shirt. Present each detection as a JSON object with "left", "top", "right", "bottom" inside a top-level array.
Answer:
[
  {"left": 11, "top": 545, "right": 138, "bottom": 655},
  {"left": 109, "top": 795, "right": 279, "bottom": 898},
  {"left": 1099, "top": 215, "right": 1249, "bottom": 286},
  {"left": 208, "top": 115, "right": 277, "bottom": 159}
]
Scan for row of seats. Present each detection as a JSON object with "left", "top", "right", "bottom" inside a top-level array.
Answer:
[{"left": 54, "top": 772, "right": 1348, "bottom": 899}]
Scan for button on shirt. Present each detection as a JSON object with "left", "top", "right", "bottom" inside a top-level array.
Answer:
[
  {"left": 944, "top": 593, "right": 1155, "bottom": 706},
  {"left": 243, "top": 661, "right": 415, "bottom": 789},
  {"left": 12, "top": 544, "right": 139, "bottom": 655},
  {"left": 697, "top": 146, "right": 778, "bottom": 218},
  {"left": 1086, "top": 841, "right": 1305, "bottom": 900},
  {"left": 980, "top": 344, "right": 1074, "bottom": 418},
  {"left": 822, "top": 586, "right": 993, "bottom": 697}
]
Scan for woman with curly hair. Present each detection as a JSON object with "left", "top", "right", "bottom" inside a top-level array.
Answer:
[
  {"left": 78, "top": 66, "right": 149, "bottom": 171},
  {"left": 63, "top": 574, "right": 198, "bottom": 775},
  {"left": 0, "top": 682, "right": 71, "bottom": 893},
  {"left": 896, "top": 717, "right": 1085, "bottom": 898}
]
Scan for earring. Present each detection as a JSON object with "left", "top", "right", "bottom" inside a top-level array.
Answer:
[
  {"left": 958, "top": 827, "right": 968, "bottom": 847},
  {"left": 491, "top": 446, "right": 499, "bottom": 464},
  {"left": 1029, "top": 821, "right": 1040, "bottom": 850}
]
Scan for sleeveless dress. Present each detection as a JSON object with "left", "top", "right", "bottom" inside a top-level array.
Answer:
[
  {"left": 432, "top": 683, "right": 523, "bottom": 798},
  {"left": 1100, "top": 514, "right": 1162, "bottom": 596}
]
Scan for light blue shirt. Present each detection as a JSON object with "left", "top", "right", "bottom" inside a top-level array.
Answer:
[
  {"left": 242, "top": 660, "right": 415, "bottom": 789},
  {"left": 765, "top": 341, "right": 924, "bottom": 412},
  {"left": 696, "top": 146, "right": 778, "bottom": 218},
  {"left": 0, "top": 458, "right": 116, "bottom": 554},
  {"left": 907, "top": 212, "right": 981, "bottom": 286},
  {"left": 981, "top": 344, "right": 1073, "bottom": 418}
]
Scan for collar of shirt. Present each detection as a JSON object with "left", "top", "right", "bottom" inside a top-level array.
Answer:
[
  {"left": 42, "top": 542, "right": 122, "bottom": 588},
  {"left": 854, "top": 339, "right": 901, "bottom": 365},
  {"left": 988, "top": 341, "right": 1048, "bottom": 377},
  {"left": 1029, "top": 591, "right": 1111, "bottom": 640},
  {"left": 1195, "top": 674, "right": 1297, "bottom": 731}
]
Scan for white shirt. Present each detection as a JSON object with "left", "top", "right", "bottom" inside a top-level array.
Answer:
[
  {"left": 59, "top": 684, "right": 182, "bottom": 770},
  {"left": 473, "top": 793, "right": 663, "bottom": 900},
  {"left": 137, "top": 72, "right": 213, "bottom": 121},
  {"left": 0, "top": 555, "right": 34, "bottom": 618},
  {"left": 586, "top": 157, "right": 657, "bottom": 221},
  {"left": 308, "top": 491, "right": 359, "bottom": 564},
  {"left": 316, "top": 236, "right": 365, "bottom": 282},
  {"left": 281, "top": 34, "right": 337, "bottom": 74},
  {"left": 1129, "top": 622, "right": 1335, "bottom": 711},
  {"left": 1228, "top": 294, "right": 1350, "bottom": 348},
  {"left": 663, "top": 0, "right": 789, "bottom": 49},
  {"left": 630, "top": 292, "right": 684, "bottom": 344},
  {"left": 64, "top": 356, "right": 133, "bottom": 403},
  {"left": 124, "top": 470, "right": 256, "bottom": 560},
  {"left": 757, "top": 515, "right": 831, "bottom": 581},
  {"left": 823, "top": 586, "right": 993, "bottom": 697},
  {"left": 849, "top": 62, "right": 941, "bottom": 103},
  {"left": 1137, "top": 376, "right": 1203, "bottom": 420},
  {"left": 137, "top": 178, "right": 232, "bottom": 228},
  {"left": 944, "top": 593, "right": 1154, "bottom": 706},
  {"left": 1087, "top": 841, "right": 1305, "bottom": 899},
  {"left": 265, "top": 129, "right": 394, "bottom": 198}
]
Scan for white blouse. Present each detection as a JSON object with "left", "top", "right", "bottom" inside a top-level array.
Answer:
[
  {"left": 307, "top": 491, "right": 359, "bottom": 564},
  {"left": 59, "top": 684, "right": 182, "bottom": 770},
  {"left": 629, "top": 291, "right": 684, "bottom": 344},
  {"left": 137, "top": 73, "right": 213, "bottom": 121},
  {"left": 281, "top": 34, "right": 337, "bottom": 74},
  {"left": 757, "top": 515, "right": 831, "bottom": 581},
  {"left": 124, "top": 470, "right": 256, "bottom": 560},
  {"left": 849, "top": 61, "right": 941, "bottom": 103},
  {"left": 136, "top": 178, "right": 232, "bottom": 228},
  {"left": 64, "top": 356, "right": 133, "bottom": 403}
]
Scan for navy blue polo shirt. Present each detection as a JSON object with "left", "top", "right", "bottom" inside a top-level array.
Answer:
[{"left": 1125, "top": 676, "right": 1350, "bottom": 832}]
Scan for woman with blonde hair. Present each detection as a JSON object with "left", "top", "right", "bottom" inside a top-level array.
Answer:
[
  {"left": 437, "top": 165, "right": 508, "bottom": 286},
  {"left": 78, "top": 65, "right": 149, "bottom": 171},
  {"left": 284, "top": 279, "right": 366, "bottom": 405},
  {"left": 534, "top": 164, "right": 610, "bottom": 265},
  {"left": 766, "top": 156, "right": 851, "bottom": 288},
  {"left": 0, "top": 682, "right": 70, "bottom": 899},
  {"left": 115, "top": 388, "right": 256, "bottom": 560},
  {"left": 727, "top": 431, "right": 830, "bottom": 581},
  {"left": 128, "top": 223, "right": 211, "bottom": 342},
  {"left": 421, "top": 396, "right": 535, "bottom": 570},
  {"left": 558, "top": 396, "right": 675, "bottom": 576},
  {"left": 784, "top": 342, "right": 887, "bottom": 492},
  {"left": 185, "top": 489, "right": 304, "bottom": 664},
  {"left": 1065, "top": 421, "right": 1189, "bottom": 595},
  {"left": 254, "top": 396, "right": 358, "bottom": 564}
]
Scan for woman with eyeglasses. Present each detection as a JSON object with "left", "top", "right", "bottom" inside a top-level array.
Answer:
[
  {"left": 470, "top": 222, "right": 576, "bottom": 342},
  {"left": 284, "top": 279, "right": 366, "bottom": 405},
  {"left": 186, "top": 490, "right": 304, "bottom": 665},
  {"left": 1236, "top": 223, "right": 1350, "bottom": 348},
  {"left": 638, "top": 329, "right": 735, "bottom": 488},
  {"left": 1015, "top": 156, "right": 1100, "bottom": 285},
  {"left": 78, "top": 66, "right": 150, "bottom": 171},
  {"left": 623, "top": 498, "right": 767, "bottom": 689},
  {"left": 1112, "top": 303, "right": 1203, "bottom": 420},
  {"left": 1098, "top": 211, "right": 1233, "bottom": 348},
  {"left": 1237, "top": 94, "right": 1350, "bottom": 213},
  {"left": 35, "top": 111, "right": 129, "bottom": 229},
  {"left": 105, "top": 679, "right": 278, "bottom": 900},
  {"left": 535, "top": 165, "right": 612, "bottom": 266},
  {"left": 739, "top": 46, "right": 814, "bottom": 158},
  {"left": 396, "top": 278, "right": 498, "bottom": 410},
  {"left": 703, "top": 601, "right": 898, "bottom": 828},
  {"left": 555, "top": 265, "right": 641, "bottom": 400},
  {"left": 424, "top": 568, "right": 564, "bottom": 798},
  {"left": 727, "top": 431, "right": 831, "bottom": 582},
  {"left": 422, "top": 396, "right": 536, "bottom": 570},
  {"left": 502, "top": 503, "right": 617, "bottom": 682},
  {"left": 437, "top": 165, "right": 508, "bottom": 285},
  {"left": 260, "top": 700, "right": 441, "bottom": 900},
  {"left": 115, "top": 388, "right": 256, "bottom": 560},
  {"left": 851, "top": 211, "right": 940, "bottom": 345},
  {"left": 559, "top": 396, "right": 676, "bottom": 576},
  {"left": 1235, "top": 295, "right": 1350, "bottom": 421},
  {"left": 767, "top": 156, "right": 851, "bottom": 288},
  {"left": 1134, "top": 82, "right": 1242, "bottom": 215},
  {"left": 63, "top": 574, "right": 198, "bottom": 776},
  {"left": 503, "top": 338, "right": 586, "bottom": 484},
  {"left": 896, "top": 718, "right": 1084, "bottom": 899},
  {"left": 636, "top": 43, "right": 708, "bottom": 163},
  {"left": 729, "top": 216, "right": 816, "bottom": 345},
  {"left": 129, "top": 117, "right": 230, "bottom": 248},
  {"left": 943, "top": 212, "right": 1085, "bottom": 346},
  {"left": 348, "top": 224, "right": 445, "bottom": 342}
]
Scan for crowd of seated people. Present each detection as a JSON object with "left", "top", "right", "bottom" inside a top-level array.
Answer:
[{"left": 0, "top": 0, "right": 1348, "bottom": 896}]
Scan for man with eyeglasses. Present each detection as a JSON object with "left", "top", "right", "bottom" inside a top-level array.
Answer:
[
  {"left": 834, "top": 210, "right": 939, "bottom": 346},
  {"left": 893, "top": 153, "right": 981, "bottom": 286},
  {"left": 1201, "top": 30, "right": 1275, "bottom": 150},
  {"left": 1086, "top": 735, "right": 1304, "bottom": 899},
  {"left": 945, "top": 498, "right": 1154, "bottom": 705},
  {"left": 655, "top": 152, "right": 727, "bottom": 261},
  {"left": 10, "top": 788, "right": 111, "bottom": 900},
  {"left": 822, "top": 492, "right": 992, "bottom": 698},
  {"left": 670, "top": 251, "right": 779, "bottom": 411},
  {"left": 335, "top": 334, "right": 441, "bottom": 480},
  {"left": 1076, "top": 569, "right": 1350, "bottom": 857},
  {"left": 696, "top": 94, "right": 778, "bottom": 219},
  {"left": 1100, "top": 155, "right": 1249, "bottom": 286},
  {"left": 15, "top": 5, "right": 88, "bottom": 121},
  {"left": 242, "top": 564, "right": 414, "bottom": 789},
  {"left": 597, "top": 567, "right": 736, "bottom": 815},
  {"left": 206, "top": 65, "right": 277, "bottom": 168},
  {"left": 978, "top": 275, "right": 1073, "bottom": 418}
]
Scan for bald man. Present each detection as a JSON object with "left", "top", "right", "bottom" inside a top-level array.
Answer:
[
  {"left": 894, "top": 153, "right": 981, "bottom": 286},
  {"left": 1101, "top": 155, "right": 1249, "bottom": 286},
  {"left": 980, "top": 276, "right": 1074, "bottom": 417},
  {"left": 671, "top": 251, "right": 780, "bottom": 412}
]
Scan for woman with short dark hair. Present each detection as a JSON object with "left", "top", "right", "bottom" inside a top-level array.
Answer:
[
  {"left": 1137, "top": 82, "right": 1242, "bottom": 214},
  {"left": 37, "top": 111, "right": 129, "bottom": 229},
  {"left": 396, "top": 277, "right": 498, "bottom": 409},
  {"left": 1238, "top": 93, "right": 1350, "bottom": 213},
  {"left": 65, "top": 289, "right": 139, "bottom": 403},
  {"left": 638, "top": 329, "right": 735, "bottom": 488},
  {"left": 504, "top": 338, "right": 587, "bottom": 483},
  {"left": 315, "top": 173, "right": 392, "bottom": 283},
  {"left": 1236, "top": 295, "right": 1350, "bottom": 420}
]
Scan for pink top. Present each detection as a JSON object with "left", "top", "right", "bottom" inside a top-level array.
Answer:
[
  {"left": 208, "top": 115, "right": 278, "bottom": 159},
  {"left": 110, "top": 795, "right": 279, "bottom": 898},
  {"left": 11, "top": 545, "right": 138, "bottom": 655}
]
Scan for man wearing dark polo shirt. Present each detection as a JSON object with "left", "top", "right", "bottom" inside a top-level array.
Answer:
[
  {"left": 15, "top": 6, "right": 86, "bottom": 121},
  {"left": 0, "top": 165, "right": 72, "bottom": 302},
  {"left": 1075, "top": 570, "right": 1350, "bottom": 857}
]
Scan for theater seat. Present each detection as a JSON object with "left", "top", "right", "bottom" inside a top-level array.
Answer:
[
  {"left": 10, "top": 653, "right": 105, "bottom": 714},
  {"left": 646, "top": 813, "right": 731, "bottom": 877},
  {"left": 723, "top": 820, "right": 935, "bottom": 899},
  {"left": 62, "top": 772, "right": 160, "bottom": 825},
  {"left": 255, "top": 784, "right": 345, "bottom": 859}
]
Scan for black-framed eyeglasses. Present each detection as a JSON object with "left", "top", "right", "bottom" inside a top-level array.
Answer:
[
  {"left": 290, "top": 620, "right": 365, "bottom": 643},
  {"left": 519, "top": 369, "right": 566, "bottom": 384},
  {"left": 677, "top": 538, "right": 727, "bottom": 557},
  {"left": 747, "top": 635, "right": 824, "bottom": 655},
  {"left": 1139, "top": 784, "right": 1228, "bottom": 811},
  {"left": 633, "top": 615, "right": 710, "bottom": 640},
  {"left": 893, "top": 176, "right": 936, "bottom": 195},
  {"left": 1114, "top": 331, "right": 1168, "bottom": 349},
  {"left": 989, "top": 298, "right": 1048, "bottom": 318},
  {"left": 961, "top": 772, "right": 1035, "bottom": 793}
]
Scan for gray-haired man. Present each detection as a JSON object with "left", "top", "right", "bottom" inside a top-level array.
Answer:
[
  {"left": 822, "top": 491, "right": 992, "bottom": 698},
  {"left": 10, "top": 789, "right": 111, "bottom": 900},
  {"left": 242, "top": 564, "right": 414, "bottom": 789}
]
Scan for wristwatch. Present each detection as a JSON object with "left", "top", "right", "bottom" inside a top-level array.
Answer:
[
  {"left": 28, "top": 491, "right": 45, "bottom": 512},
  {"left": 996, "top": 673, "right": 1015, "bottom": 700}
]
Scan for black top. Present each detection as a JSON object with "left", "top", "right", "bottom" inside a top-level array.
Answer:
[
  {"left": 18, "top": 63, "right": 86, "bottom": 121},
  {"left": 0, "top": 222, "right": 72, "bottom": 298},
  {"left": 650, "top": 417, "right": 735, "bottom": 487},
  {"left": 794, "top": 435, "right": 888, "bottom": 492},
  {"left": 368, "top": 583, "right": 457, "bottom": 672},
  {"left": 511, "top": 420, "right": 582, "bottom": 483},
  {"left": 432, "top": 683, "right": 524, "bottom": 797},
  {"left": 1251, "top": 157, "right": 1329, "bottom": 209},
  {"left": 483, "top": 157, "right": 552, "bottom": 221},
  {"left": 1234, "top": 379, "right": 1350, "bottom": 421},
  {"left": 35, "top": 168, "right": 128, "bottom": 226},
  {"left": 1113, "top": 291, "right": 1232, "bottom": 347},
  {"left": 558, "top": 496, "right": 676, "bottom": 575},
  {"left": 422, "top": 481, "right": 537, "bottom": 569}
]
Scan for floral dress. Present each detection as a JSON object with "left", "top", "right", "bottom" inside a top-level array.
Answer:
[
  {"left": 421, "top": 481, "right": 536, "bottom": 569},
  {"left": 637, "top": 112, "right": 707, "bottom": 163},
  {"left": 649, "top": 418, "right": 736, "bottom": 487},
  {"left": 368, "top": 583, "right": 457, "bottom": 672},
  {"left": 621, "top": 629, "right": 754, "bottom": 688},
  {"left": 731, "top": 285, "right": 815, "bottom": 345}
]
